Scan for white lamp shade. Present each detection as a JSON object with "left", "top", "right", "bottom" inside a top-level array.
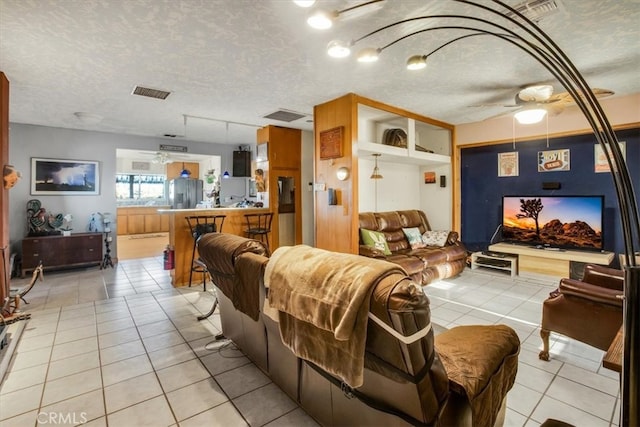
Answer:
[
  {"left": 406, "top": 55, "right": 427, "bottom": 70},
  {"left": 327, "top": 40, "right": 351, "bottom": 58},
  {"left": 514, "top": 107, "right": 547, "bottom": 124},
  {"left": 307, "top": 9, "right": 335, "bottom": 29},
  {"left": 357, "top": 48, "right": 380, "bottom": 63},
  {"left": 293, "top": 0, "right": 315, "bottom": 7}
]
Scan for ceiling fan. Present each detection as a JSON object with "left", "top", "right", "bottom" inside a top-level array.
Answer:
[
  {"left": 480, "top": 84, "right": 615, "bottom": 124},
  {"left": 151, "top": 152, "right": 173, "bottom": 164}
]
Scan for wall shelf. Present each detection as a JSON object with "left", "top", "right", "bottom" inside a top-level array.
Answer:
[{"left": 356, "top": 104, "right": 451, "bottom": 166}]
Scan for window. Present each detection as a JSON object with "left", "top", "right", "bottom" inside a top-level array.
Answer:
[{"left": 116, "top": 174, "right": 166, "bottom": 203}]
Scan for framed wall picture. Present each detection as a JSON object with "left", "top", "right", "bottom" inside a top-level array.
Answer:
[
  {"left": 31, "top": 158, "right": 100, "bottom": 195},
  {"left": 538, "top": 149, "right": 570, "bottom": 172},
  {"left": 595, "top": 141, "right": 626, "bottom": 173},
  {"left": 424, "top": 171, "right": 436, "bottom": 184},
  {"left": 319, "top": 126, "right": 343, "bottom": 160},
  {"left": 498, "top": 152, "right": 519, "bottom": 177}
]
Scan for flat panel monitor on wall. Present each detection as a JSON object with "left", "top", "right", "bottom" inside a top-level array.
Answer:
[{"left": 501, "top": 195, "right": 604, "bottom": 251}]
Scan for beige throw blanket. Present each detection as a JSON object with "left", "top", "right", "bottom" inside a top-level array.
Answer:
[{"left": 266, "top": 245, "right": 406, "bottom": 388}]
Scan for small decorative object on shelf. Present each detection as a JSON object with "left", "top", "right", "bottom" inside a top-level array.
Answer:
[{"left": 101, "top": 214, "right": 114, "bottom": 269}]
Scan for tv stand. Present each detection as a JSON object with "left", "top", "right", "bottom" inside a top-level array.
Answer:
[{"left": 489, "top": 242, "right": 614, "bottom": 277}]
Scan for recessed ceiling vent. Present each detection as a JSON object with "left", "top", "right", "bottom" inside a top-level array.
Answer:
[
  {"left": 132, "top": 85, "right": 171, "bottom": 100},
  {"left": 505, "top": 0, "right": 563, "bottom": 22},
  {"left": 263, "top": 109, "right": 307, "bottom": 122}
]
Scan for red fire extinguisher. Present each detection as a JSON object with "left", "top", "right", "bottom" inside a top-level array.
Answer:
[{"left": 163, "top": 245, "right": 175, "bottom": 270}]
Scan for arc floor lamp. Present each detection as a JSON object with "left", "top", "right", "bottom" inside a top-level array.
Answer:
[{"left": 313, "top": 0, "right": 639, "bottom": 424}]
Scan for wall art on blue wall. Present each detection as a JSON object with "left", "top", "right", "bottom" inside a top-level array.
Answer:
[
  {"left": 538, "top": 149, "right": 570, "bottom": 172},
  {"left": 595, "top": 141, "right": 626, "bottom": 173},
  {"left": 498, "top": 152, "right": 519, "bottom": 177}
]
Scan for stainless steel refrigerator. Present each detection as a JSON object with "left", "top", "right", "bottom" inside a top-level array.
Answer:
[{"left": 168, "top": 178, "right": 203, "bottom": 209}]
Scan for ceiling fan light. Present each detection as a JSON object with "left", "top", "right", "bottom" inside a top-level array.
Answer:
[
  {"left": 327, "top": 40, "right": 351, "bottom": 58},
  {"left": 514, "top": 107, "right": 547, "bottom": 124},
  {"left": 307, "top": 9, "right": 336, "bottom": 29},
  {"left": 293, "top": 0, "right": 315, "bottom": 7},
  {"left": 406, "top": 55, "right": 427, "bottom": 71},
  {"left": 357, "top": 47, "right": 381, "bottom": 63}
]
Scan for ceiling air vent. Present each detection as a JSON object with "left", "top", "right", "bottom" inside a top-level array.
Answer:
[
  {"left": 263, "top": 109, "right": 307, "bottom": 122},
  {"left": 132, "top": 85, "right": 171, "bottom": 100},
  {"left": 505, "top": 0, "right": 563, "bottom": 22}
]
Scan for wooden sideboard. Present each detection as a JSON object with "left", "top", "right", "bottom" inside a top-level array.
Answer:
[{"left": 21, "top": 233, "right": 103, "bottom": 277}]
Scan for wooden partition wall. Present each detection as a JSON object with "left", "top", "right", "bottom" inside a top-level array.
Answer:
[
  {"left": 313, "top": 94, "right": 358, "bottom": 254},
  {"left": 1, "top": 72, "right": 10, "bottom": 304}
]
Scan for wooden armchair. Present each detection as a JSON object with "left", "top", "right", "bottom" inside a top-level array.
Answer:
[{"left": 539, "top": 264, "right": 624, "bottom": 361}]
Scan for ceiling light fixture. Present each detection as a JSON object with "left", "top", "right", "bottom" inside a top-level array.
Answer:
[
  {"left": 406, "top": 55, "right": 427, "bottom": 70},
  {"left": 152, "top": 152, "right": 172, "bottom": 164},
  {"left": 307, "top": 0, "right": 385, "bottom": 30},
  {"left": 305, "top": 2, "right": 639, "bottom": 419},
  {"left": 514, "top": 106, "right": 547, "bottom": 124},
  {"left": 370, "top": 154, "right": 383, "bottom": 179},
  {"left": 327, "top": 40, "right": 352, "bottom": 58},
  {"left": 293, "top": 0, "right": 315, "bottom": 7},
  {"left": 357, "top": 47, "right": 382, "bottom": 63}
]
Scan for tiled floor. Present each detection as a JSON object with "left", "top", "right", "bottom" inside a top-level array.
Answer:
[{"left": 0, "top": 258, "right": 621, "bottom": 427}]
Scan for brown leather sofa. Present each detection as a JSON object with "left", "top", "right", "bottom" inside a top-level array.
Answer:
[
  {"left": 539, "top": 264, "right": 624, "bottom": 361},
  {"left": 197, "top": 233, "right": 520, "bottom": 427},
  {"left": 359, "top": 210, "right": 467, "bottom": 284}
]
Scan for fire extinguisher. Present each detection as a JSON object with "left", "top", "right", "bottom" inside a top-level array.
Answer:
[{"left": 163, "top": 245, "right": 175, "bottom": 270}]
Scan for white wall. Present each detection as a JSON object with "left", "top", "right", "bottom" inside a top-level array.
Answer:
[
  {"left": 358, "top": 158, "right": 421, "bottom": 212},
  {"left": 419, "top": 164, "right": 451, "bottom": 230},
  {"left": 8, "top": 123, "right": 238, "bottom": 257}
]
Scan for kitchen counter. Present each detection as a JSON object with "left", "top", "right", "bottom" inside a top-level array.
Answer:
[{"left": 159, "top": 207, "right": 270, "bottom": 286}]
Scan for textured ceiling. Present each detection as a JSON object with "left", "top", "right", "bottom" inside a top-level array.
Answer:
[{"left": 1, "top": 0, "right": 639, "bottom": 147}]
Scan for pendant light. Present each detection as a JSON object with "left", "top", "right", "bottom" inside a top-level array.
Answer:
[
  {"left": 180, "top": 162, "right": 191, "bottom": 178},
  {"left": 370, "top": 153, "right": 383, "bottom": 179}
]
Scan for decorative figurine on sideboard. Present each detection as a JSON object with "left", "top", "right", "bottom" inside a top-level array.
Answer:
[{"left": 26, "top": 199, "right": 64, "bottom": 236}]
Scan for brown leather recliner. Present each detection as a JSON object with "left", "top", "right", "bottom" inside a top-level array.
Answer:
[
  {"left": 359, "top": 210, "right": 467, "bottom": 285},
  {"left": 197, "top": 234, "right": 520, "bottom": 427},
  {"left": 539, "top": 264, "right": 624, "bottom": 361}
]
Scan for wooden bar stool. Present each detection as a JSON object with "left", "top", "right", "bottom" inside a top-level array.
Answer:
[
  {"left": 185, "top": 215, "right": 226, "bottom": 289},
  {"left": 244, "top": 212, "right": 273, "bottom": 251}
]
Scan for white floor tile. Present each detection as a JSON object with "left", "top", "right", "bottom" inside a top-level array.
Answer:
[
  {"left": 545, "top": 376, "right": 617, "bottom": 420},
  {"left": 101, "top": 354, "right": 153, "bottom": 387},
  {"left": 104, "top": 372, "right": 163, "bottom": 414},
  {"left": 178, "top": 401, "right": 248, "bottom": 427},
  {"left": 530, "top": 395, "right": 610, "bottom": 426},
  {"left": 165, "top": 377, "right": 228, "bottom": 421},
  {"left": 156, "top": 359, "right": 210, "bottom": 392},
  {"left": 106, "top": 395, "right": 175, "bottom": 427},
  {"left": 41, "top": 368, "right": 102, "bottom": 406}
]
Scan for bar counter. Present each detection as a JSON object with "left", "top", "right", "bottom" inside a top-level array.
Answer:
[{"left": 158, "top": 207, "right": 270, "bottom": 286}]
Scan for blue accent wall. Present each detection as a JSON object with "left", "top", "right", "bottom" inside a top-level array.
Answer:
[{"left": 460, "top": 128, "right": 639, "bottom": 259}]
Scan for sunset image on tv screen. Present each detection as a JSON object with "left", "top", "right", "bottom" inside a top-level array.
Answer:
[{"left": 502, "top": 196, "right": 603, "bottom": 249}]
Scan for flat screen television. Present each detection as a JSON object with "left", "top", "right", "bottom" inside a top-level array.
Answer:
[{"left": 501, "top": 195, "right": 604, "bottom": 251}]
